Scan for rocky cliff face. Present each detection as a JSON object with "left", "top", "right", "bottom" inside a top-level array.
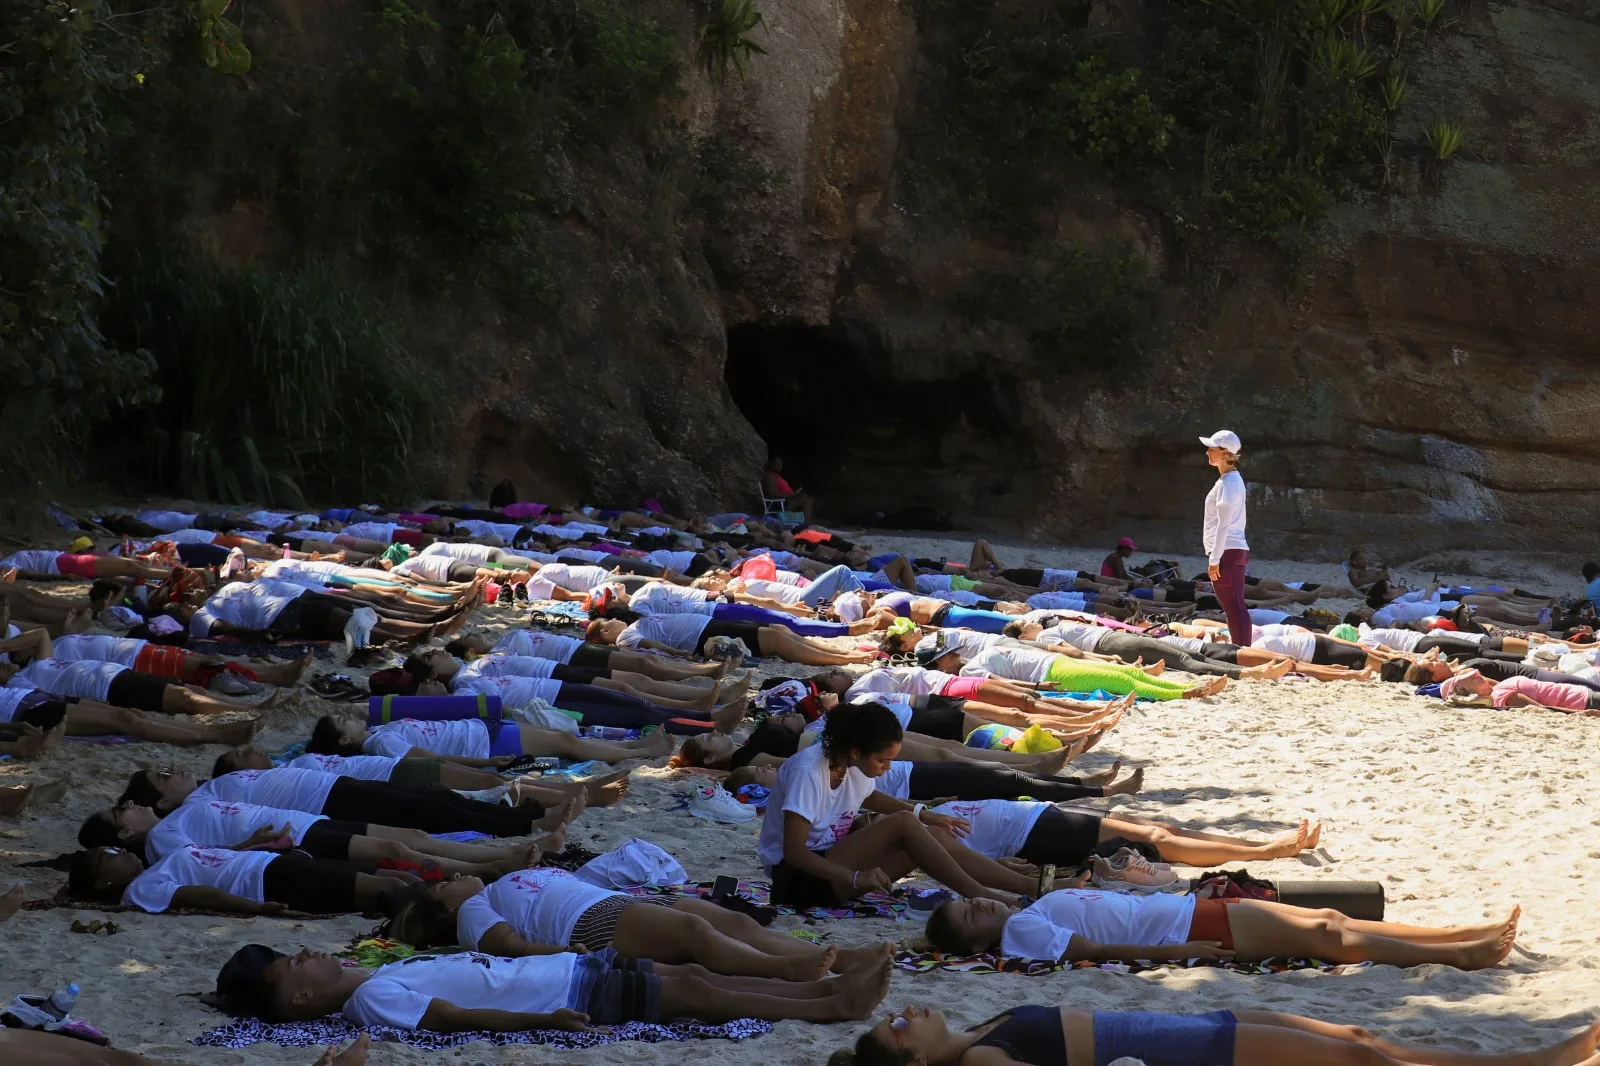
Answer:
[{"left": 708, "top": 0, "right": 1600, "bottom": 557}]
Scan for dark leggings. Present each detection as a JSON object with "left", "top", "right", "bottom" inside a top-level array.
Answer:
[
  {"left": 607, "top": 558, "right": 664, "bottom": 577},
  {"left": 1215, "top": 549, "right": 1253, "bottom": 647},
  {"left": 906, "top": 762, "right": 1102, "bottom": 802},
  {"left": 999, "top": 568, "right": 1045, "bottom": 587},
  {"left": 552, "top": 682, "right": 715, "bottom": 736},
  {"left": 1459, "top": 658, "right": 1600, "bottom": 692},
  {"left": 714, "top": 602, "right": 848, "bottom": 637},
  {"left": 1095, "top": 632, "right": 1243, "bottom": 678},
  {"left": 1416, "top": 635, "right": 1514, "bottom": 661},
  {"left": 322, "top": 777, "right": 543, "bottom": 836}
]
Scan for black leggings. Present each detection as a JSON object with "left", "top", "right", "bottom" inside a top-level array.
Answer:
[
  {"left": 607, "top": 558, "right": 664, "bottom": 577},
  {"left": 1016, "top": 805, "right": 1105, "bottom": 865},
  {"left": 1095, "top": 632, "right": 1242, "bottom": 678},
  {"left": 906, "top": 763, "right": 1102, "bottom": 803},
  {"left": 1460, "top": 658, "right": 1600, "bottom": 693},
  {"left": 322, "top": 777, "right": 543, "bottom": 835},
  {"left": 999, "top": 568, "right": 1045, "bottom": 587},
  {"left": 1311, "top": 637, "right": 1368, "bottom": 668},
  {"left": 1416, "top": 635, "right": 1513, "bottom": 661},
  {"left": 260, "top": 851, "right": 362, "bottom": 913},
  {"left": 552, "top": 682, "right": 714, "bottom": 736}
]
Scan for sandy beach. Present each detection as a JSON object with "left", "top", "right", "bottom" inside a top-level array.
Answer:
[{"left": 2, "top": 533, "right": 1595, "bottom": 1066}]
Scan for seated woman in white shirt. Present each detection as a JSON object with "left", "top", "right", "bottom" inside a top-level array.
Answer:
[
  {"left": 72, "top": 843, "right": 405, "bottom": 917},
  {"left": 307, "top": 712, "right": 674, "bottom": 769},
  {"left": 389, "top": 869, "right": 893, "bottom": 980},
  {"left": 214, "top": 940, "right": 892, "bottom": 1029},
  {"left": 758, "top": 702, "right": 1054, "bottom": 909},
  {"left": 926, "top": 887, "right": 1519, "bottom": 970}
]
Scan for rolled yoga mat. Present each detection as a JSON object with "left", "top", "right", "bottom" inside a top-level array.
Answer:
[
  {"left": 1271, "top": 880, "right": 1385, "bottom": 920},
  {"left": 368, "top": 693, "right": 503, "bottom": 724}
]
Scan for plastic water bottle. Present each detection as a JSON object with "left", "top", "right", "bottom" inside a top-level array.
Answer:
[
  {"left": 45, "top": 982, "right": 79, "bottom": 1020},
  {"left": 586, "top": 726, "right": 631, "bottom": 740}
]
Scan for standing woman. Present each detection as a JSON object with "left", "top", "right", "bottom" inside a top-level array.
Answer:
[{"left": 1200, "top": 429, "right": 1252, "bottom": 647}]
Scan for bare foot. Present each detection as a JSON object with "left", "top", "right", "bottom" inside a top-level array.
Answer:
[
  {"left": 1085, "top": 759, "right": 1122, "bottom": 786},
  {"left": 713, "top": 698, "right": 749, "bottom": 733},
  {"left": 536, "top": 795, "right": 583, "bottom": 833},
  {"left": 315, "top": 1032, "right": 371, "bottom": 1066},
  {"left": 1458, "top": 925, "right": 1517, "bottom": 969},
  {"left": 639, "top": 729, "right": 674, "bottom": 758},
  {"left": 536, "top": 826, "right": 566, "bottom": 856},
  {"left": 836, "top": 954, "right": 893, "bottom": 1020},
  {"left": 1186, "top": 676, "right": 1229, "bottom": 698},
  {"left": 1537, "top": 1021, "right": 1600, "bottom": 1066},
  {"left": 832, "top": 941, "right": 895, "bottom": 975},
  {"left": 787, "top": 945, "right": 836, "bottom": 981},
  {"left": 214, "top": 718, "right": 261, "bottom": 746},
  {"left": 1104, "top": 766, "right": 1144, "bottom": 797},
  {"left": 27, "top": 774, "right": 71, "bottom": 806},
  {"left": 1030, "top": 747, "right": 1072, "bottom": 776},
  {"left": 1243, "top": 658, "right": 1294, "bottom": 680},
  {"left": 583, "top": 769, "right": 630, "bottom": 807},
  {"left": 1452, "top": 905, "right": 1520, "bottom": 944},
  {"left": 0, "top": 881, "right": 23, "bottom": 922},
  {"left": 1268, "top": 818, "right": 1320, "bottom": 857}
]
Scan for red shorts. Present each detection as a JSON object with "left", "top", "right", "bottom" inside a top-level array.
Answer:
[
  {"left": 938, "top": 676, "right": 986, "bottom": 700},
  {"left": 55, "top": 553, "right": 99, "bottom": 579},
  {"left": 1186, "top": 898, "right": 1239, "bottom": 949},
  {"left": 133, "top": 644, "right": 190, "bottom": 680},
  {"left": 393, "top": 528, "right": 428, "bottom": 547}
]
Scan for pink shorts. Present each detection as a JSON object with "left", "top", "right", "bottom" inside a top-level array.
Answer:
[
  {"left": 939, "top": 676, "right": 986, "bottom": 700},
  {"left": 55, "top": 553, "right": 99, "bottom": 579}
]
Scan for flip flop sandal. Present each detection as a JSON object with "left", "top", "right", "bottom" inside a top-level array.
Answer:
[{"left": 1037, "top": 864, "right": 1057, "bottom": 896}]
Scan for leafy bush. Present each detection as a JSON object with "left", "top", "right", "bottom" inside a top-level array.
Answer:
[
  {"left": 98, "top": 247, "right": 440, "bottom": 504},
  {"left": 698, "top": 0, "right": 768, "bottom": 84},
  {"left": 956, "top": 248, "right": 1157, "bottom": 373}
]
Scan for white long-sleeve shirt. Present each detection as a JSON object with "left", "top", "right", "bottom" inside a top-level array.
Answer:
[{"left": 1202, "top": 470, "right": 1249, "bottom": 565}]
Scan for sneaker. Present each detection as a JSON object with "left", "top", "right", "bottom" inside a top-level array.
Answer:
[
  {"left": 1092, "top": 849, "right": 1178, "bottom": 888},
  {"left": 344, "top": 606, "right": 378, "bottom": 656},
  {"left": 688, "top": 784, "right": 756, "bottom": 823},
  {"left": 208, "top": 671, "right": 266, "bottom": 696}
]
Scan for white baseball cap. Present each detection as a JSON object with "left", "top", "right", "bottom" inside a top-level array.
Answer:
[{"left": 1198, "top": 429, "right": 1242, "bottom": 454}]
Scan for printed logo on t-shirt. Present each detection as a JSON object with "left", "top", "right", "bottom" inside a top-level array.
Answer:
[
  {"left": 185, "top": 846, "right": 233, "bottom": 868},
  {"left": 205, "top": 802, "right": 250, "bottom": 816}
]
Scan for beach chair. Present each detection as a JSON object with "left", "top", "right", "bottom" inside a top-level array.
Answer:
[{"left": 759, "top": 480, "right": 787, "bottom": 517}]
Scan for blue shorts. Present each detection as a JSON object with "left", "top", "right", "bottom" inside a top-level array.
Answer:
[
  {"left": 1130, "top": 586, "right": 1154, "bottom": 599},
  {"left": 565, "top": 948, "right": 660, "bottom": 1025},
  {"left": 1093, "top": 1010, "right": 1237, "bottom": 1066},
  {"left": 486, "top": 719, "right": 523, "bottom": 757}
]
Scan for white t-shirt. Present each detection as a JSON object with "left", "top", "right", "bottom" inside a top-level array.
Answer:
[
  {"left": 342, "top": 952, "right": 577, "bottom": 1030},
  {"left": 11, "top": 657, "right": 127, "bottom": 701},
  {"left": 931, "top": 800, "right": 1049, "bottom": 860},
  {"left": 941, "top": 630, "right": 1003, "bottom": 658},
  {"left": 0, "top": 550, "right": 62, "bottom": 574},
  {"left": 261, "top": 559, "right": 360, "bottom": 582},
  {"left": 960, "top": 645, "right": 1055, "bottom": 684},
  {"left": 146, "top": 800, "right": 326, "bottom": 861},
  {"left": 914, "top": 574, "right": 953, "bottom": 594},
  {"left": 644, "top": 550, "right": 699, "bottom": 572},
  {"left": 457, "top": 520, "right": 523, "bottom": 544},
  {"left": 1372, "top": 600, "right": 1459, "bottom": 628},
  {"left": 135, "top": 510, "right": 197, "bottom": 532},
  {"left": 456, "top": 869, "right": 623, "bottom": 950},
  {"left": 288, "top": 752, "right": 399, "bottom": 781},
  {"left": 340, "top": 522, "right": 400, "bottom": 543},
  {"left": 51, "top": 634, "right": 147, "bottom": 667},
  {"left": 451, "top": 673, "right": 562, "bottom": 707},
  {"left": 457, "top": 653, "right": 557, "bottom": 681},
  {"left": 1036, "top": 623, "right": 1109, "bottom": 653},
  {"left": 530, "top": 563, "right": 611, "bottom": 593},
  {"left": 149, "top": 528, "right": 221, "bottom": 545},
  {"left": 1000, "top": 889, "right": 1197, "bottom": 961},
  {"left": 365, "top": 719, "right": 491, "bottom": 759},
  {"left": 1357, "top": 625, "right": 1423, "bottom": 652},
  {"left": 846, "top": 667, "right": 952, "bottom": 700},
  {"left": 555, "top": 548, "right": 610, "bottom": 564},
  {"left": 190, "top": 579, "right": 308, "bottom": 637},
  {"left": 629, "top": 583, "right": 715, "bottom": 615},
  {"left": 617, "top": 614, "right": 712, "bottom": 652},
  {"left": 418, "top": 541, "right": 493, "bottom": 564},
  {"left": 1251, "top": 624, "right": 1317, "bottom": 662},
  {"left": 757, "top": 742, "right": 877, "bottom": 871},
  {"left": 1027, "top": 592, "right": 1092, "bottom": 611},
  {"left": 392, "top": 552, "right": 459, "bottom": 584},
  {"left": 495, "top": 630, "right": 581, "bottom": 663},
  {"left": 737, "top": 579, "right": 805, "bottom": 605},
  {"left": 124, "top": 844, "right": 277, "bottom": 913},
  {"left": 1246, "top": 608, "right": 1292, "bottom": 626},
  {"left": 877, "top": 760, "right": 915, "bottom": 799},
  {"left": 189, "top": 768, "right": 340, "bottom": 814}
]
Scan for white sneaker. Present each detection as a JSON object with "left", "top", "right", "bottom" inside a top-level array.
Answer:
[
  {"left": 344, "top": 606, "right": 378, "bottom": 655},
  {"left": 688, "top": 784, "right": 755, "bottom": 823}
]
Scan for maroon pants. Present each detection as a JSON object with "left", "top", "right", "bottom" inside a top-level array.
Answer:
[{"left": 1216, "top": 549, "right": 1253, "bottom": 647}]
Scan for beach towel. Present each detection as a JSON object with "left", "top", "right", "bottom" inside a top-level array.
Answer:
[
  {"left": 892, "top": 948, "right": 1372, "bottom": 978},
  {"left": 193, "top": 1016, "right": 775, "bottom": 1052},
  {"left": 20, "top": 894, "right": 345, "bottom": 919},
  {"left": 527, "top": 601, "right": 590, "bottom": 627},
  {"left": 187, "top": 637, "right": 334, "bottom": 659},
  {"left": 627, "top": 879, "right": 909, "bottom": 921}
]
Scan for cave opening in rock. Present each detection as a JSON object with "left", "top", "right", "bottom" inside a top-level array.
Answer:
[{"left": 723, "top": 323, "right": 1036, "bottom": 529}]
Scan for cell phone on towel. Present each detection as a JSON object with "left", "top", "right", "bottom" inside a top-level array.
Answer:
[{"left": 710, "top": 875, "right": 738, "bottom": 900}]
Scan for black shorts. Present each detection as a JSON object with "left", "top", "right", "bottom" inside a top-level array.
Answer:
[
  {"left": 176, "top": 542, "right": 230, "bottom": 567},
  {"left": 680, "top": 554, "right": 712, "bottom": 579},
  {"left": 907, "top": 703, "right": 966, "bottom": 741},
  {"left": 701, "top": 620, "right": 766, "bottom": 653},
  {"left": 1017, "top": 805, "right": 1104, "bottom": 866},
  {"left": 14, "top": 693, "right": 67, "bottom": 732},
  {"left": 297, "top": 819, "right": 370, "bottom": 860},
  {"left": 770, "top": 853, "right": 841, "bottom": 908},
  {"left": 447, "top": 560, "right": 482, "bottom": 582},
  {"left": 552, "top": 664, "right": 607, "bottom": 684},
  {"left": 571, "top": 643, "right": 614, "bottom": 669},
  {"left": 270, "top": 593, "right": 349, "bottom": 641},
  {"left": 261, "top": 851, "right": 362, "bottom": 914},
  {"left": 106, "top": 670, "right": 172, "bottom": 713},
  {"left": 569, "top": 949, "right": 660, "bottom": 1025},
  {"left": 999, "top": 568, "right": 1045, "bottom": 587},
  {"left": 1204, "top": 643, "right": 1241, "bottom": 664},
  {"left": 1311, "top": 638, "right": 1367, "bottom": 668}
]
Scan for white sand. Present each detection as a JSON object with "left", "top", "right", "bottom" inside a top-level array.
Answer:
[{"left": 1, "top": 535, "right": 1595, "bottom": 1065}]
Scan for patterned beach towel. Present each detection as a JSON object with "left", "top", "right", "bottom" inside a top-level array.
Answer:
[
  {"left": 893, "top": 948, "right": 1372, "bottom": 977},
  {"left": 193, "top": 1016, "right": 775, "bottom": 1052}
]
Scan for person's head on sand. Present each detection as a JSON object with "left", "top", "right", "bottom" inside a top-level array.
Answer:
[
  {"left": 117, "top": 766, "right": 199, "bottom": 813},
  {"left": 830, "top": 1005, "right": 962, "bottom": 1066},
  {"left": 877, "top": 617, "right": 923, "bottom": 655},
  {"left": 1001, "top": 620, "right": 1044, "bottom": 642},
  {"left": 923, "top": 898, "right": 1008, "bottom": 955},
  {"left": 214, "top": 746, "right": 274, "bottom": 776},
  {"left": 669, "top": 731, "right": 737, "bottom": 770},
  {"left": 584, "top": 618, "right": 628, "bottom": 645},
  {"left": 68, "top": 845, "right": 146, "bottom": 900},
  {"left": 216, "top": 945, "right": 365, "bottom": 1021},
  {"left": 383, "top": 875, "right": 485, "bottom": 949},
  {"left": 1399, "top": 659, "right": 1452, "bottom": 685},
  {"left": 78, "top": 801, "right": 160, "bottom": 854},
  {"left": 812, "top": 668, "right": 854, "bottom": 696},
  {"left": 819, "top": 702, "right": 903, "bottom": 781},
  {"left": 912, "top": 632, "right": 962, "bottom": 674},
  {"left": 307, "top": 714, "right": 368, "bottom": 756}
]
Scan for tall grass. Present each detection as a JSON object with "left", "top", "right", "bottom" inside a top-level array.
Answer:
[{"left": 99, "top": 248, "right": 440, "bottom": 505}]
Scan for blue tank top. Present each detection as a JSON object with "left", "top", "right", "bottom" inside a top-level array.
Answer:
[
  {"left": 878, "top": 591, "right": 914, "bottom": 616},
  {"left": 971, "top": 1006, "right": 1065, "bottom": 1066}
]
